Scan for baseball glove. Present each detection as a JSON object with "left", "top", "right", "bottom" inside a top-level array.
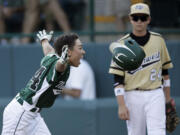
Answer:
[{"left": 166, "top": 98, "right": 180, "bottom": 133}]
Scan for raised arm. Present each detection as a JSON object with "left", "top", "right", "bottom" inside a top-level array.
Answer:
[
  {"left": 41, "top": 40, "right": 55, "bottom": 56},
  {"left": 37, "top": 30, "right": 55, "bottom": 56}
]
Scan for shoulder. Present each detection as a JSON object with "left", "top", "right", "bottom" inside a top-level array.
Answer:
[
  {"left": 117, "top": 34, "right": 131, "bottom": 42},
  {"left": 149, "top": 31, "right": 163, "bottom": 38},
  {"left": 41, "top": 53, "right": 59, "bottom": 66},
  {"left": 149, "top": 31, "right": 166, "bottom": 44}
]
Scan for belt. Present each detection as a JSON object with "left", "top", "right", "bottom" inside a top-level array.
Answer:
[
  {"left": 134, "top": 86, "right": 162, "bottom": 91},
  {"left": 16, "top": 97, "right": 41, "bottom": 113}
]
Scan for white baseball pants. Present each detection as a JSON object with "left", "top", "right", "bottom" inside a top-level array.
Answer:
[
  {"left": 1, "top": 98, "right": 51, "bottom": 135},
  {"left": 125, "top": 88, "right": 166, "bottom": 135}
]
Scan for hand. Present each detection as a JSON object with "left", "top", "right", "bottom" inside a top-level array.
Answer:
[
  {"left": 166, "top": 98, "right": 180, "bottom": 132},
  {"left": 59, "top": 45, "right": 69, "bottom": 64},
  {"left": 36, "top": 30, "right": 54, "bottom": 42},
  {"left": 118, "top": 105, "right": 129, "bottom": 120}
]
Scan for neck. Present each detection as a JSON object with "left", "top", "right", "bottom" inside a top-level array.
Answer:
[{"left": 133, "top": 29, "right": 147, "bottom": 37}]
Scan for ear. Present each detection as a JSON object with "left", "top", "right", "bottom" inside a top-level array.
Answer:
[
  {"left": 129, "top": 15, "right": 133, "bottom": 24},
  {"left": 147, "top": 16, "right": 151, "bottom": 25},
  {"left": 68, "top": 49, "right": 72, "bottom": 57},
  {"left": 129, "top": 15, "right": 132, "bottom": 21}
]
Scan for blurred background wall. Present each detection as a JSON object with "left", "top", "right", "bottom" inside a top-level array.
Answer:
[{"left": 0, "top": 42, "right": 180, "bottom": 135}]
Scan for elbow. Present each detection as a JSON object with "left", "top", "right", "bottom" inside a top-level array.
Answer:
[
  {"left": 74, "top": 92, "right": 81, "bottom": 98},
  {"left": 73, "top": 89, "right": 81, "bottom": 98}
]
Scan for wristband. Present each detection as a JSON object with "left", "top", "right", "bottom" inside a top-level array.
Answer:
[
  {"left": 163, "top": 79, "right": 170, "bottom": 87},
  {"left": 114, "top": 87, "right": 125, "bottom": 96}
]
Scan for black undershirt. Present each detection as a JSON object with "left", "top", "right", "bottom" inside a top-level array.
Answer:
[
  {"left": 130, "top": 31, "right": 150, "bottom": 46},
  {"left": 114, "top": 31, "right": 168, "bottom": 86}
]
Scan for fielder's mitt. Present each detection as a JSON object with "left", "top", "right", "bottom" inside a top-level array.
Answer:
[{"left": 166, "top": 98, "right": 180, "bottom": 133}]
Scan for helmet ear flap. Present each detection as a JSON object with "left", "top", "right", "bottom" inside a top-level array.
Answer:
[
  {"left": 126, "top": 39, "right": 133, "bottom": 45},
  {"left": 125, "top": 39, "right": 138, "bottom": 47}
]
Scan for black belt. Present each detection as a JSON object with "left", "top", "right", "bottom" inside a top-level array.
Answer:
[
  {"left": 135, "top": 86, "right": 162, "bottom": 91},
  {"left": 16, "top": 97, "right": 41, "bottom": 113}
]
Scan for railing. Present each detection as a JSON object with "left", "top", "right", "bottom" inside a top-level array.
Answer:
[{"left": 0, "top": 0, "right": 180, "bottom": 42}]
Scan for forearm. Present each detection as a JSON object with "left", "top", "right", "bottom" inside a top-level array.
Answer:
[
  {"left": 49, "top": 0, "right": 70, "bottom": 32},
  {"left": 164, "top": 87, "right": 171, "bottom": 102},
  {"left": 41, "top": 40, "right": 55, "bottom": 56},
  {"left": 163, "top": 75, "right": 171, "bottom": 102},
  {"left": 22, "top": 0, "right": 39, "bottom": 34},
  {"left": 0, "top": 7, "right": 5, "bottom": 34},
  {"left": 115, "top": 85, "right": 129, "bottom": 120},
  {"left": 116, "top": 95, "right": 126, "bottom": 107},
  {"left": 115, "top": 85, "right": 126, "bottom": 107},
  {"left": 62, "top": 88, "right": 81, "bottom": 98}
]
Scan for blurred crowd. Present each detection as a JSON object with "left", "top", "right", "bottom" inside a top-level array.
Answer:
[
  {"left": 1, "top": 0, "right": 180, "bottom": 45},
  {"left": 0, "top": 0, "right": 86, "bottom": 45}
]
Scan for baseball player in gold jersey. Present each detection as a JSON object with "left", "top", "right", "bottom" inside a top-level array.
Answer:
[{"left": 109, "top": 3, "right": 173, "bottom": 135}]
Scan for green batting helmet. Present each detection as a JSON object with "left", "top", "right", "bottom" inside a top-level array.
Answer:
[{"left": 110, "top": 39, "right": 146, "bottom": 71}]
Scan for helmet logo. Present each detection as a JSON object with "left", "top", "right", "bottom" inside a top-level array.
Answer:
[
  {"left": 119, "top": 45, "right": 136, "bottom": 56},
  {"left": 115, "top": 53, "right": 127, "bottom": 63}
]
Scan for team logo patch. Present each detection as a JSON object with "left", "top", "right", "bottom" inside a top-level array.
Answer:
[{"left": 135, "top": 5, "right": 144, "bottom": 10}]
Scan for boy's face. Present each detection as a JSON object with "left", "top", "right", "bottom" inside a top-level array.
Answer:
[
  {"left": 129, "top": 14, "right": 151, "bottom": 32},
  {"left": 68, "top": 39, "right": 85, "bottom": 67}
]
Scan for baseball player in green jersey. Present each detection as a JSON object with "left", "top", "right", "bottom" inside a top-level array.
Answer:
[
  {"left": 1, "top": 30, "right": 85, "bottom": 135},
  {"left": 109, "top": 3, "right": 173, "bottom": 135}
]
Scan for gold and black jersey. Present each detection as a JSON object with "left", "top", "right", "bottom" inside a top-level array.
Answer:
[{"left": 109, "top": 31, "right": 173, "bottom": 91}]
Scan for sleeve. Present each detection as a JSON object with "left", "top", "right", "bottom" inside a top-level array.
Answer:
[
  {"left": 161, "top": 39, "right": 173, "bottom": 69},
  {"left": 40, "top": 53, "right": 59, "bottom": 66},
  {"left": 114, "top": 74, "right": 125, "bottom": 87},
  {"left": 46, "top": 60, "right": 61, "bottom": 82},
  {"left": 109, "top": 60, "right": 125, "bottom": 76},
  {"left": 41, "top": 53, "right": 61, "bottom": 83},
  {"left": 162, "top": 69, "right": 169, "bottom": 75}
]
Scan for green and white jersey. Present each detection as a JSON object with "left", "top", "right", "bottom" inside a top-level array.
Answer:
[{"left": 19, "top": 53, "right": 70, "bottom": 108}]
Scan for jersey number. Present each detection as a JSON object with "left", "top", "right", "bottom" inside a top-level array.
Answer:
[
  {"left": 30, "top": 66, "right": 46, "bottom": 90},
  {"left": 150, "top": 69, "right": 162, "bottom": 81}
]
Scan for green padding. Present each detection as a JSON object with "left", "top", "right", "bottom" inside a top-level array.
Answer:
[
  {"left": 41, "top": 100, "right": 97, "bottom": 135},
  {"left": 166, "top": 41, "right": 180, "bottom": 97},
  {"left": 0, "top": 46, "right": 13, "bottom": 97},
  {"left": 96, "top": 99, "right": 127, "bottom": 135},
  {"left": 1, "top": 98, "right": 180, "bottom": 135}
]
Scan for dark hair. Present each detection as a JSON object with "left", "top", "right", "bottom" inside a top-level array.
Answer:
[{"left": 54, "top": 33, "right": 79, "bottom": 56}]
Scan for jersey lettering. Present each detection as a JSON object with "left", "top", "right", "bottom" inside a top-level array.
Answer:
[
  {"left": 55, "top": 81, "right": 65, "bottom": 89},
  {"left": 150, "top": 69, "right": 162, "bottom": 81},
  {"left": 30, "top": 66, "right": 46, "bottom": 90}
]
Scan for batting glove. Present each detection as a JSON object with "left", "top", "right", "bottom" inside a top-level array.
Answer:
[
  {"left": 59, "top": 45, "right": 69, "bottom": 64},
  {"left": 37, "top": 30, "right": 54, "bottom": 42}
]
